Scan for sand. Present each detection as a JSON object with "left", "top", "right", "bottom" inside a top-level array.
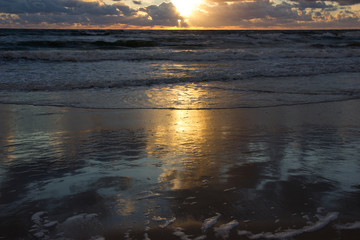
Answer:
[{"left": 0, "top": 100, "right": 360, "bottom": 239}]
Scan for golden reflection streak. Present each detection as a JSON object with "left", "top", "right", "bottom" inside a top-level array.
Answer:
[
  {"left": 116, "top": 194, "right": 136, "bottom": 216},
  {"left": 0, "top": 105, "right": 16, "bottom": 162},
  {"left": 145, "top": 87, "right": 222, "bottom": 190},
  {"left": 3, "top": 136, "right": 16, "bottom": 162}
]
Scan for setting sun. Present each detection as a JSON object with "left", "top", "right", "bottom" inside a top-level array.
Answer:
[{"left": 171, "top": 0, "right": 203, "bottom": 17}]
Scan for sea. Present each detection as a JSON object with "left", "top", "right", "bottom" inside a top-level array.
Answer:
[
  {"left": 1, "top": 29, "right": 360, "bottom": 239},
  {"left": 0, "top": 29, "right": 360, "bottom": 109}
]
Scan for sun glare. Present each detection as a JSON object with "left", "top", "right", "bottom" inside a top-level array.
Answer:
[{"left": 171, "top": 0, "right": 203, "bottom": 17}]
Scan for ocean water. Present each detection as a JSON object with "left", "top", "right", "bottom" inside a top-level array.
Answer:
[
  {"left": 0, "top": 29, "right": 360, "bottom": 109},
  {"left": 1, "top": 29, "right": 360, "bottom": 240}
]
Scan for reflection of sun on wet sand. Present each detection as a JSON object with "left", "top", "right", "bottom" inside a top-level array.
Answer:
[
  {"left": 144, "top": 85, "right": 250, "bottom": 190},
  {"left": 147, "top": 109, "right": 216, "bottom": 190}
]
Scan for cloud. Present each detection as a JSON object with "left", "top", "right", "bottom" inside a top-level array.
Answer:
[
  {"left": 0, "top": 0, "right": 122, "bottom": 14},
  {"left": 289, "top": 0, "right": 360, "bottom": 6},
  {"left": 141, "top": 2, "right": 184, "bottom": 26},
  {"left": 0, "top": 0, "right": 183, "bottom": 28},
  {"left": 189, "top": 0, "right": 310, "bottom": 28},
  {"left": 185, "top": 0, "right": 360, "bottom": 29},
  {"left": 293, "top": 1, "right": 337, "bottom": 10},
  {"left": 210, "top": 0, "right": 360, "bottom": 4}
]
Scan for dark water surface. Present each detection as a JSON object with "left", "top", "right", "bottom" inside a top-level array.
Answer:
[{"left": 0, "top": 100, "right": 360, "bottom": 239}]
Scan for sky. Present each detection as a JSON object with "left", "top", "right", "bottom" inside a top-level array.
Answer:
[{"left": 0, "top": 0, "right": 359, "bottom": 29}]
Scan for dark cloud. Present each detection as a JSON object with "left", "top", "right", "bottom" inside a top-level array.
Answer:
[
  {"left": 209, "top": 0, "right": 360, "bottom": 8},
  {"left": 0, "top": 0, "right": 121, "bottom": 14},
  {"left": 0, "top": 0, "right": 183, "bottom": 27},
  {"left": 0, "top": 0, "right": 61, "bottom": 14},
  {"left": 289, "top": 0, "right": 360, "bottom": 5},
  {"left": 293, "top": 1, "right": 337, "bottom": 10},
  {"left": 133, "top": 0, "right": 142, "bottom": 5},
  {"left": 141, "top": 2, "right": 184, "bottom": 26}
]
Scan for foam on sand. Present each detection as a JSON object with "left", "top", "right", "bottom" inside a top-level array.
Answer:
[
  {"left": 29, "top": 212, "right": 104, "bottom": 240},
  {"left": 201, "top": 213, "right": 222, "bottom": 232},
  {"left": 214, "top": 220, "right": 239, "bottom": 239},
  {"left": 223, "top": 187, "right": 236, "bottom": 192},
  {"left": 29, "top": 212, "right": 58, "bottom": 239},
  {"left": 173, "top": 228, "right": 192, "bottom": 240},
  {"left": 152, "top": 216, "right": 176, "bottom": 228},
  {"left": 173, "top": 228, "right": 206, "bottom": 240},
  {"left": 336, "top": 221, "right": 360, "bottom": 230},
  {"left": 239, "top": 212, "right": 339, "bottom": 239}
]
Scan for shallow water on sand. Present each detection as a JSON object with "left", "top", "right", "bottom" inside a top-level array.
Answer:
[{"left": 1, "top": 100, "right": 360, "bottom": 239}]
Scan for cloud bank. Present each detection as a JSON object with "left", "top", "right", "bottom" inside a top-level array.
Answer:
[
  {"left": 190, "top": 0, "right": 360, "bottom": 29},
  {"left": 0, "top": 0, "right": 359, "bottom": 28}
]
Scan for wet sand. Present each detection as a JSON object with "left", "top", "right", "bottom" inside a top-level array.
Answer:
[{"left": 1, "top": 100, "right": 360, "bottom": 239}]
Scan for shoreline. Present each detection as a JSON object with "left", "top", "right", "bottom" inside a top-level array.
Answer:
[{"left": 0, "top": 95, "right": 360, "bottom": 110}]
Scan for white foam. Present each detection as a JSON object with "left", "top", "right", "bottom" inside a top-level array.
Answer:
[
  {"left": 305, "top": 212, "right": 338, "bottom": 232},
  {"left": 173, "top": 228, "right": 192, "bottom": 240},
  {"left": 43, "top": 221, "right": 58, "bottom": 228},
  {"left": 31, "top": 212, "right": 47, "bottom": 225},
  {"left": 173, "top": 228, "right": 205, "bottom": 240},
  {"left": 240, "top": 212, "right": 339, "bottom": 239},
  {"left": 2, "top": 47, "right": 360, "bottom": 62},
  {"left": 336, "top": 221, "right": 360, "bottom": 230},
  {"left": 214, "top": 220, "right": 239, "bottom": 239},
  {"left": 160, "top": 217, "right": 176, "bottom": 228},
  {"left": 29, "top": 211, "right": 56, "bottom": 239},
  {"left": 56, "top": 213, "right": 103, "bottom": 240},
  {"left": 194, "top": 236, "right": 206, "bottom": 240},
  {"left": 201, "top": 213, "right": 221, "bottom": 232},
  {"left": 152, "top": 216, "right": 166, "bottom": 222},
  {"left": 152, "top": 216, "right": 176, "bottom": 228},
  {"left": 224, "top": 187, "right": 236, "bottom": 192}
]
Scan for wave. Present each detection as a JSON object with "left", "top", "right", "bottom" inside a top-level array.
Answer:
[
  {"left": 2, "top": 29, "right": 360, "bottom": 51},
  {"left": 0, "top": 71, "right": 359, "bottom": 110},
  {"left": 0, "top": 55, "right": 359, "bottom": 92},
  {"left": 1, "top": 91, "right": 359, "bottom": 110},
  {"left": 2, "top": 48, "right": 360, "bottom": 62},
  {"left": 312, "top": 42, "right": 360, "bottom": 48},
  {"left": 1, "top": 67, "right": 359, "bottom": 92},
  {"left": 12, "top": 39, "right": 158, "bottom": 50}
]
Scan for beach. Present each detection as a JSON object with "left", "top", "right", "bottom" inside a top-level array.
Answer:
[
  {"left": 1, "top": 99, "right": 360, "bottom": 239},
  {"left": 1, "top": 29, "right": 360, "bottom": 239}
]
